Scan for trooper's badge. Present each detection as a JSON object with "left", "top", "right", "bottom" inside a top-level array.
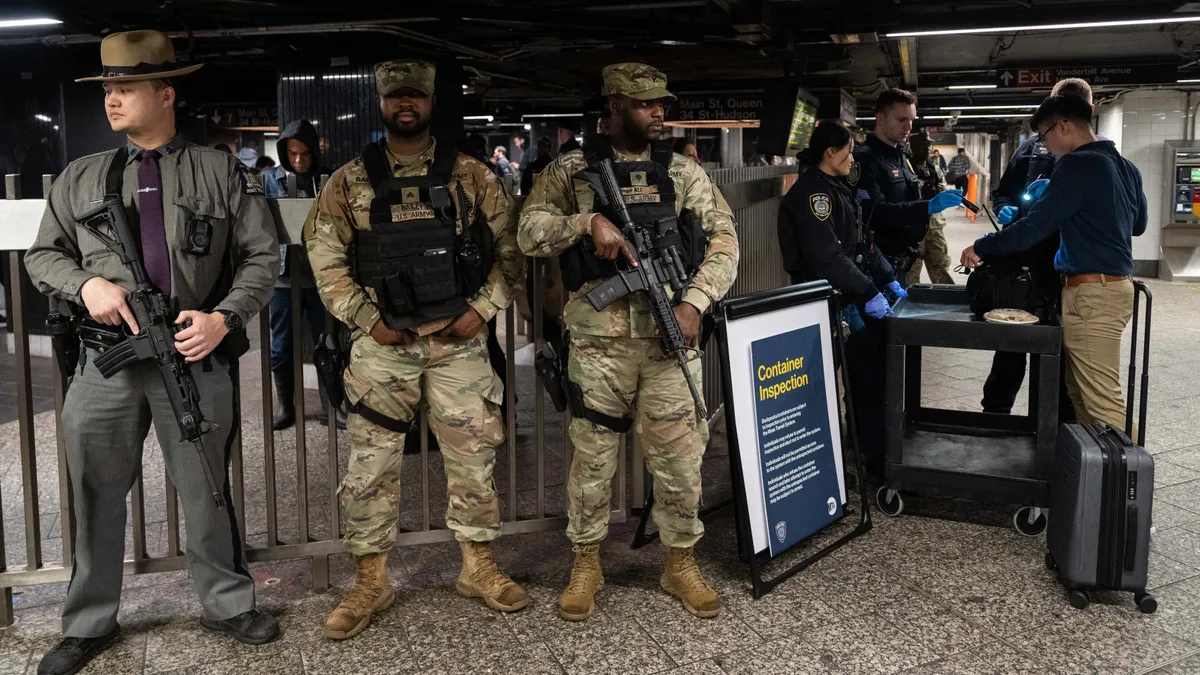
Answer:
[
  {"left": 775, "top": 520, "right": 787, "bottom": 543},
  {"left": 810, "top": 193, "right": 832, "bottom": 221},
  {"left": 847, "top": 161, "right": 861, "bottom": 187}
]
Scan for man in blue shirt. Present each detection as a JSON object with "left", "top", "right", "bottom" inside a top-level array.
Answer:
[{"left": 961, "top": 95, "right": 1147, "bottom": 431}]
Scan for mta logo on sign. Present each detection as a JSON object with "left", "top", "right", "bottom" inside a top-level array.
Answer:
[
  {"left": 827, "top": 497, "right": 837, "bottom": 515},
  {"left": 774, "top": 520, "right": 787, "bottom": 543}
]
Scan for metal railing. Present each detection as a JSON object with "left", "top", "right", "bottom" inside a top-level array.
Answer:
[{"left": 0, "top": 164, "right": 795, "bottom": 623}]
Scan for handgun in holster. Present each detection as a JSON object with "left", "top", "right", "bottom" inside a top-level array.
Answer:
[
  {"left": 313, "top": 327, "right": 351, "bottom": 410},
  {"left": 46, "top": 300, "right": 80, "bottom": 377},
  {"left": 534, "top": 338, "right": 570, "bottom": 414}
]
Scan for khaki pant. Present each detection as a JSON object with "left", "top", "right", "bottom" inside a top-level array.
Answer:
[
  {"left": 1062, "top": 279, "right": 1134, "bottom": 431},
  {"left": 566, "top": 335, "right": 709, "bottom": 547},
  {"left": 907, "top": 214, "right": 954, "bottom": 285},
  {"left": 340, "top": 328, "right": 506, "bottom": 554}
]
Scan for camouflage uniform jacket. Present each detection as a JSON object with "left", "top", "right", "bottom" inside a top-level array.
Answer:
[
  {"left": 913, "top": 156, "right": 947, "bottom": 200},
  {"left": 25, "top": 134, "right": 279, "bottom": 325},
  {"left": 303, "top": 138, "right": 522, "bottom": 336},
  {"left": 518, "top": 146, "right": 739, "bottom": 338}
]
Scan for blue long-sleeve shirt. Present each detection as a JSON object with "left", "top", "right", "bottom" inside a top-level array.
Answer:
[{"left": 973, "top": 140, "right": 1147, "bottom": 276}]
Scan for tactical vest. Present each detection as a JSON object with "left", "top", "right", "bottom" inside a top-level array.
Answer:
[
  {"left": 353, "top": 139, "right": 494, "bottom": 330},
  {"left": 559, "top": 137, "right": 706, "bottom": 293}
]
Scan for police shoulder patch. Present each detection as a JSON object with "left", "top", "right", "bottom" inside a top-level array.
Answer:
[
  {"left": 810, "top": 193, "right": 832, "bottom": 221},
  {"left": 847, "top": 162, "right": 861, "bottom": 187},
  {"left": 236, "top": 163, "right": 264, "bottom": 196}
]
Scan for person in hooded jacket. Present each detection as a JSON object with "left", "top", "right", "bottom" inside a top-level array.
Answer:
[
  {"left": 270, "top": 119, "right": 345, "bottom": 430},
  {"left": 778, "top": 119, "right": 904, "bottom": 481}
]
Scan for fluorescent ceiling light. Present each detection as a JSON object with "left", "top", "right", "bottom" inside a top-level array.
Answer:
[
  {"left": 939, "top": 105, "right": 1038, "bottom": 110},
  {"left": 53, "top": 125, "right": 59, "bottom": 130},
  {"left": 336, "top": 113, "right": 354, "bottom": 120},
  {"left": 855, "top": 114, "right": 1029, "bottom": 120},
  {"left": 1180, "top": 79, "right": 1200, "bottom": 83},
  {"left": 888, "top": 15, "right": 1200, "bottom": 37},
  {"left": 525, "top": 124, "right": 531, "bottom": 130},
  {"left": 34, "top": 114, "right": 51, "bottom": 122},
  {"left": 464, "top": 115, "right": 494, "bottom": 121},
  {"left": 0, "top": 18, "right": 61, "bottom": 29},
  {"left": 948, "top": 85, "right": 998, "bottom": 90},
  {"left": 521, "top": 113, "right": 584, "bottom": 119},
  {"left": 283, "top": 75, "right": 315, "bottom": 82},
  {"left": 323, "top": 74, "right": 369, "bottom": 80}
]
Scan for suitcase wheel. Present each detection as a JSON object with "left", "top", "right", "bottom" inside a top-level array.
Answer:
[
  {"left": 1135, "top": 593, "right": 1157, "bottom": 614},
  {"left": 875, "top": 486, "right": 905, "bottom": 517},
  {"left": 1044, "top": 552, "right": 1057, "bottom": 571},
  {"left": 1013, "top": 506, "right": 1047, "bottom": 537},
  {"left": 1069, "top": 589, "right": 1090, "bottom": 610}
]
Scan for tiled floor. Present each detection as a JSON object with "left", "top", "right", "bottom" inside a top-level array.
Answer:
[{"left": 2, "top": 212, "right": 1200, "bottom": 674}]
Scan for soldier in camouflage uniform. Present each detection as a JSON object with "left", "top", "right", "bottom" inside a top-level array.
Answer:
[
  {"left": 519, "top": 63, "right": 740, "bottom": 621},
  {"left": 907, "top": 131, "right": 955, "bottom": 285},
  {"left": 303, "top": 60, "right": 526, "bottom": 640}
]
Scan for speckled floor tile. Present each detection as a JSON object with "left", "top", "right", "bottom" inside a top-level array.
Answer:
[
  {"left": 720, "top": 581, "right": 846, "bottom": 641},
  {"left": 875, "top": 593, "right": 995, "bottom": 658},
  {"left": 800, "top": 614, "right": 939, "bottom": 675},
  {"left": 422, "top": 641, "right": 564, "bottom": 675},
  {"left": 1151, "top": 526, "right": 1200, "bottom": 569},
  {"left": 1157, "top": 446, "right": 1200, "bottom": 472},
  {"left": 795, "top": 560, "right": 926, "bottom": 616},
  {"left": 1149, "top": 552, "right": 1200, "bottom": 590},
  {"left": 142, "top": 619, "right": 287, "bottom": 674},
  {"left": 899, "top": 640, "right": 1052, "bottom": 675},
  {"left": 0, "top": 647, "right": 28, "bottom": 675},
  {"left": 632, "top": 605, "right": 759, "bottom": 665},
  {"left": 653, "top": 660, "right": 725, "bottom": 675},
  {"left": 712, "top": 636, "right": 836, "bottom": 675},
  {"left": 1005, "top": 607, "right": 1196, "bottom": 675},
  {"left": 298, "top": 627, "right": 421, "bottom": 675},
  {"left": 1143, "top": 585, "right": 1200, "bottom": 644},
  {"left": 1151, "top": 502, "right": 1200, "bottom": 532},
  {"left": 1155, "top": 461, "right": 1200, "bottom": 488},
  {"left": 404, "top": 613, "right": 520, "bottom": 672},
  {"left": 540, "top": 609, "right": 674, "bottom": 675},
  {"left": 939, "top": 574, "right": 1073, "bottom": 636},
  {"left": 156, "top": 646, "right": 304, "bottom": 675},
  {"left": 1143, "top": 651, "right": 1200, "bottom": 674}
]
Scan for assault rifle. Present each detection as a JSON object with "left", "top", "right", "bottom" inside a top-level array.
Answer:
[
  {"left": 75, "top": 198, "right": 226, "bottom": 508},
  {"left": 576, "top": 159, "right": 707, "bottom": 420}
]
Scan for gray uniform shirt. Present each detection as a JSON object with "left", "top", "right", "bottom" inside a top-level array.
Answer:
[{"left": 25, "top": 134, "right": 279, "bottom": 326}]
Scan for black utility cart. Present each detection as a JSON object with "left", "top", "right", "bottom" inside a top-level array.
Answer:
[{"left": 877, "top": 284, "right": 1062, "bottom": 536}]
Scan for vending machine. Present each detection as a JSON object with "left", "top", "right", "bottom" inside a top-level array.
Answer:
[{"left": 1163, "top": 141, "right": 1200, "bottom": 281}]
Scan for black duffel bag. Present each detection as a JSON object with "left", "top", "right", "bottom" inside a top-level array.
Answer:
[{"left": 966, "top": 257, "right": 1045, "bottom": 319}]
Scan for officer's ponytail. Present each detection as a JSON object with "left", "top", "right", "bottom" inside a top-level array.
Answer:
[{"left": 797, "top": 120, "right": 854, "bottom": 169}]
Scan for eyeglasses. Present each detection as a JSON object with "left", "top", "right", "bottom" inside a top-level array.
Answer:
[{"left": 1036, "top": 119, "right": 1061, "bottom": 145}]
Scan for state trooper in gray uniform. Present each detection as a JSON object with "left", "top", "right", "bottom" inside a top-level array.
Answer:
[{"left": 24, "top": 30, "right": 281, "bottom": 675}]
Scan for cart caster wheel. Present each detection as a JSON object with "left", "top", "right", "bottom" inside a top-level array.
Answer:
[
  {"left": 1069, "top": 589, "right": 1090, "bottom": 610},
  {"left": 1014, "top": 506, "right": 1047, "bottom": 537},
  {"left": 876, "top": 486, "right": 904, "bottom": 517},
  {"left": 1135, "top": 593, "right": 1158, "bottom": 614},
  {"left": 1045, "top": 551, "right": 1057, "bottom": 571}
]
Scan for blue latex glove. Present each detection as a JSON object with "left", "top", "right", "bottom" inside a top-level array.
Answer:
[
  {"left": 997, "top": 205, "right": 1018, "bottom": 225},
  {"left": 886, "top": 280, "right": 908, "bottom": 299},
  {"left": 841, "top": 305, "right": 865, "bottom": 333},
  {"left": 864, "top": 292, "right": 892, "bottom": 319},
  {"left": 1023, "top": 178, "right": 1050, "bottom": 202},
  {"left": 928, "top": 189, "right": 964, "bottom": 215}
]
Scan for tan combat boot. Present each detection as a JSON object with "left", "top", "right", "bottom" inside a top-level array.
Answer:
[
  {"left": 455, "top": 541, "right": 529, "bottom": 612},
  {"left": 324, "top": 552, "right": 394, "bottom": 640},
  {"left": 661, "top": 547, "right": 721, "bottom": 618},
  {"left": 558, "top": 543, "right": 604, "bottom": 621}
]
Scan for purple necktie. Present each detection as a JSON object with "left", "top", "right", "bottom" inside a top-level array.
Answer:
[{"left": 137, "top": 150, "right": 171, "bottom": 295}]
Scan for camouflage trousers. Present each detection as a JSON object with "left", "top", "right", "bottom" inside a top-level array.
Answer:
[
  {"left": 340, "top": 328, "right": 505, "bottom": 555},
  {"left": 566, "top": 334, "right": 709, "bottom": 548},
  {"left": 908, "top": 213, "right": 954, "bottom": 285}
]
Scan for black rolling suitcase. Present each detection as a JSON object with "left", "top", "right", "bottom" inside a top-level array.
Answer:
[{"left": 1046, "top": 280, "right": 1156, "bottom": 614}]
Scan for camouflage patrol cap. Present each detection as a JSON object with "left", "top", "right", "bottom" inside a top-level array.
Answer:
[
  {"left": 375, "top": 60, "right": 436, "bottom": 97},
  {"left": 601, "top": 62, "right": 675, "bottom": 101}
]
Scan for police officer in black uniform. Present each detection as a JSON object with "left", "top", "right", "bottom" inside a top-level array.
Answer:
[
  {"left": 980, "top": 78, "right": 1093, "bottom": 417},
  {"left": 779, "top": 120, "right": 902, "bottom": 479},
  {"left": 853, "top": 89, "right": 963, "bottom": 286}
]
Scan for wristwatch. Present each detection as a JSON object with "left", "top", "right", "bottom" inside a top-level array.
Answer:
[{"left": 216, "top": 310, "right": 243, "bottom": 331}]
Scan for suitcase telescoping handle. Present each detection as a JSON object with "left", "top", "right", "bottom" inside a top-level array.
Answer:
[{"left": 1125, "top": 281, "right": 1151, "bottom": 447}]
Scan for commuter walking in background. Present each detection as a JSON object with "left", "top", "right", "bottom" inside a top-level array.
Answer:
[
  {"left": 946, "top": 147, "right": 971, "bottom": 193},
  {"left": 271, "top": 119, "right": 344, "bottom": 430}
]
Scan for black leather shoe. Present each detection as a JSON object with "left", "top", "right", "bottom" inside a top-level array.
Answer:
[
  {"left": 199, "top": 609, "right": 280, "bottom": 645},
  {"left": 37, "top": 626, "right": 120, "bottom": 675}
]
